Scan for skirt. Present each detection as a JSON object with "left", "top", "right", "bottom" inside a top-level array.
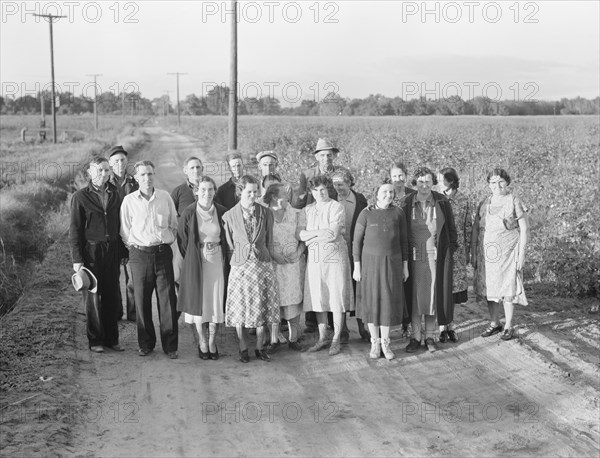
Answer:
[
  {"left": 225, "top": 257, "right": 280, "bottom": 327},
  {"left": 356, "top": 252, "right": 406, "bottom": 327}
]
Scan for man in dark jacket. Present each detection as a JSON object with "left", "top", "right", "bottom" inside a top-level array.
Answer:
[
  {"left": 215, "top": 152, "right": 243, "bottom": 210},
  {"left": 70, "top": 157, "right": 126, "bottom": 353},
  {"left": 108, "top": 145, "right": 138, "bottom": 321},
  {"left": 171, "top": 156, "right": 204, "bottom": 217}
]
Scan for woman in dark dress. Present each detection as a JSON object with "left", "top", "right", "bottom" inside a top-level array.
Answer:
[{"left": 353, "top": 182, "right": 409, "bottom": 360}]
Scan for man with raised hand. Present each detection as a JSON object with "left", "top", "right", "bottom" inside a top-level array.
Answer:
[
  {"left": 171, "top": 156, "right": 204, "bottom": 217},
  {"left": 108, "top": 145, "right": 138, "bottom": 322},
  {"left": 120, "top": 160, "right": 179, "bottom": 360},
  {"left": 70, "top": 157, "right": 126, "bottom": 353}
]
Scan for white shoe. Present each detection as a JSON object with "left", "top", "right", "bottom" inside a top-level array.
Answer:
[
  {"left": 381, "top": 338, "right": 395, "bottom": 360},
  {"left": 369, "top": 338, "right": 381, "bottom": 359}
]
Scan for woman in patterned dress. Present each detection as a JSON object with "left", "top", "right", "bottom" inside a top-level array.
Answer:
[
  {"left": 223, "top": 175, "right": 280, "bottom": 362},
  {"left": 400, "top": 167, "right": 457, "bottom": 354},
  {"left": 437, "top": 168, "right": 473, "bottom": 343},
  {"left": 264, "top": 183, "right": 305, "bottom": 351},
  {"left": 353, "top": 182, "right": 409, "bottom": 360},
  {"left": 299, "top": 176, "right": 354, "bottom": 356},
  {"left": 472, "top": 168, "right": 529, "bottom": 341},
  {"left": 177, "top": 177, "right": 227, "bottom": 360}
]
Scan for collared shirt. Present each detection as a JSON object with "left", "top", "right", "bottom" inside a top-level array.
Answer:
[
  {"left": 90, "top": 183, "right": 109, "bottom": 210},
  {"left": 120, "top": 188, "right": 178, "bottom": 247},
  {"left": 337, "top": 191, "right": 356, "bottom": 244}
]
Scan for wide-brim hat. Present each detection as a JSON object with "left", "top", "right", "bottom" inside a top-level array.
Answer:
[
  {"left": 256, "top": 150, "right": 278, "bottom": 162},
  {"left": 313, "top": 138, "right": 339, "bottom": 155},
  {"left": 71, "top": 267, "right": 98, "bottom": 293},
  {"left": 108, "top": 145, "right": 128, "bottom": 157}
]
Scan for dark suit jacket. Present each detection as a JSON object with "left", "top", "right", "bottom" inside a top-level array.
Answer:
[
  {"left": 215, "top": 178, "right": 239, "bottom": 211},
  {"left": 70, "top": 182, "right": 126, "bottom": 263},
  {"left": 293, "top": 164, "right": 343, "bottom": 209},
  {"left": 347, "top": 190, "right": 368, "bottom": 263},
  {"left": 171, "top": 181, "right": 196, "bottom": 217},
  {"left": 222, "top": 202, "right": 274, "bottom": 267}
]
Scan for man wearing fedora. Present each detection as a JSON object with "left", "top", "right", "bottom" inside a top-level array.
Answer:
[
  {"left": 108, "top": 145, "right": 138, "bottom": 322},
  {"left": 294, "top": 138, "right": 344, "bottom": 333},
  {"left": 293, "top": 138, "right": 342, "bottom": 209},
  {"left": 120, "top": 160, "right": 179, "bottom": 359},
  {"left": 70, "top": 157, "right": 127, "bottom": 353}
]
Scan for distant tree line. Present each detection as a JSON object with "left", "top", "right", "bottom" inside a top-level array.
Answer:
[{"left": 1, "top": 88, "right": 598, "bottom": 117}]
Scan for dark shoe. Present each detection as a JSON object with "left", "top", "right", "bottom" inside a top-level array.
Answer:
[
  {"left": 198, "top": 347, "right": 209, "bottom": 360},
  {"left": 255, "top": 349, "right": 271, "bottom": 361},
  {"left": 239, "top": 349, "right": 250, "bottom": 363},
  {"left": 447, "top": 330, "right": 459, "bottom": 342},
  {"left": 501, "top": 328, "right": 515, "bottom": 341},
  {"left": 288, "top": 341, "right": 303, "bottom": 352},
  {"left": 439, "top": 330, "right": 449, "bottom": 343},
  {"left": 481, "top": 324, "right": 503, "bottom": 338},
  {"left": 425, "top": 338, "right": 438, "bottom": 352},
  {"left": 107, "top": 344, "right": 125, "bottom": 352},
  {"left": 405, "top": 338, "right": 420, "bottom": 353},
  {"left": 359, "top": 329, "right": 371, "bottom": 342},
  {"left": 138, "top": 348, "right": 153, "bottom": 357},
  {"left": 90, "top": 345, "right": 104, "bottom": 353},
  {"left": 266, "top": 342, "right": 280, "bottom": 354},
  {"left": 168, "top": 351, "right": 178, "bottom": 360},
  {"left": 208, "top": 346, "right": 219, "bottom": 360}
]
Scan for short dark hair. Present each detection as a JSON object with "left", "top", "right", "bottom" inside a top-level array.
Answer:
[
  {"left": 88, "top": 156, "right": 108, "bottom": 168},
  {"left": 193, "top": 175, "right": 217, "bottom": 192},
  {"left": 236, "top": 174, "right": 259, "bottom": 192},
  {"left": 440, "top": 167, "right": 460, "bottom": 190},
  {"left": 184, "top": 156, "right": 203, "bottom": 168},
  {"left": 373, "top": 179, "right": 396, "bottom": 204},
  {"left": 263, "top": 183, "right": 287, "bottom": 205},
  {"left": 331, "top": 168, "right": 355, "bottom": 187},
  {"left": 412, "top": 167, "right": 437, "bottom": 186},
  {"left": 133, "top": 160, "right": 155, "bottom": 175},
  {"left": 487, "top": 167, "right": 511, "bottom": 185},
  {"left": 390, "top": 161, "right": 409, "bottom": 176},
  {"left": 308, "top": 175, "right": 332, "bottom": 190}
]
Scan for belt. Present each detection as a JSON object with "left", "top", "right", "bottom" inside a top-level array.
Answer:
[
  {"left": 200, "top": 241, "right": 221, "bottom": 249},
  {"left": 131, "top": 244, "right": 170, "bottom": 253}
]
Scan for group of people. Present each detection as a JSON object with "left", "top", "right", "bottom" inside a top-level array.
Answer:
[{"left": 69, "top": 139, "right": 529, "bottom": 362}]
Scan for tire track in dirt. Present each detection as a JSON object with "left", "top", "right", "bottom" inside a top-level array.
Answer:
[{"left": 70, "top": 127, "right": 600, "bottom": 457}]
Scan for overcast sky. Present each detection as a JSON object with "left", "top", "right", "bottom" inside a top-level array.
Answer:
[{"left": 1, "top": 1, "right": 599, "bottom": 105}]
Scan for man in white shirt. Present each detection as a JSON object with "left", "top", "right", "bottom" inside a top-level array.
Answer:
[{"left": 120, "top": 160, "right": 179, "bottom": 359}]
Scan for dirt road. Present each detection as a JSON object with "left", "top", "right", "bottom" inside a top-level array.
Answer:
[{"left": 71, "top": 127, "right": 599, "bottom": 457}]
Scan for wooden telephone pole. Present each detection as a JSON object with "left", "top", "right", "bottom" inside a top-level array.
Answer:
[
  {"left": 86, "top": 74, "right": 102, "bottom": 130},
  {"left": 167, "top": 72, "right": 187, "bottom": 128},
  {"left": 228, "top": 0, "right": 238, "bottom": 150},
  {"left": 33, "top": 13, "right": 66, "bottom": 144}
]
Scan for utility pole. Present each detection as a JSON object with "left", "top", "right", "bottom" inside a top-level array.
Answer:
[
  {"left": 228, "top": 0, "right": 238, "bottom": 150},
  {"left": 86, "top": 73, "right": 102, "bottom": 130},
  {"left": 33, "top": 13, "right": 66, "bottom": 144},
  {"left": 167, "top": 72, "right": 187, "bottom": 128}
]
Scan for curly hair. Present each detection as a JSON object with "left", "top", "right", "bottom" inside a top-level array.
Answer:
[
  {"left": 307, "top": 175, "right": 332, "bottom": 190},
  {"left": 263, "top": 183, "right": 288, "bottom": 205},
  {"left": 440, "top": 167, "right": 460, "bottom": 190},
  {"left": 411, "top": 166, "right": 438, "bottom": 186}
]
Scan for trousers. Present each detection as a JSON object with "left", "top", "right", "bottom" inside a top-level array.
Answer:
[
  {"left": 83, "top": 241, "right": 120, "bottom": 347},
  {"left": 129, "top": 245, "right": 178, "bottom": 353}
]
